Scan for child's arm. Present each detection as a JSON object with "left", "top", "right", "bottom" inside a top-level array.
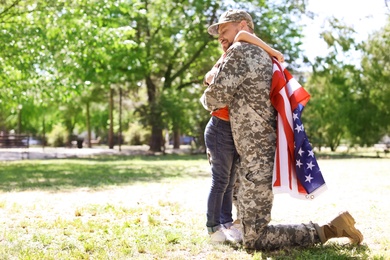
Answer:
[
  {"left": 204, "top": 67, "right": 218, "bottom": 85},
  {"left": 234, "top": 30, "right": 284, "bottom": 63},
  {"left": 204, "top": 54, "right": 225, "bottom": 85}
]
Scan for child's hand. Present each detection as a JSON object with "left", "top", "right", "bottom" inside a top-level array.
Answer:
[
  {"left": 205, "top": 66, "right": 218, "bottom": 85},
  {"left": 271, "top": 49, "right": 285, "bottom": 63}
]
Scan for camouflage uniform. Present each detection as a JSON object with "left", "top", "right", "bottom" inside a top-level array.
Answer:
[{"left": 200, "top": 42, "right": 320, "bottom": 250}]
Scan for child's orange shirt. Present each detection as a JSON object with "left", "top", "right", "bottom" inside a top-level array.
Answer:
[{"left": 211, "top": 106, "right": 229, "bottom": 121}]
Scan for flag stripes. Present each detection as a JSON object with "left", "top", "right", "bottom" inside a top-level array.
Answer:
[{"left": 270, "top": 58, "right": 327, "bottom": 200}]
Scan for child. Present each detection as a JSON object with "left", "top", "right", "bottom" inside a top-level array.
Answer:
[{"left": 204, "top": 31, "right": 284, "bottom": 243}]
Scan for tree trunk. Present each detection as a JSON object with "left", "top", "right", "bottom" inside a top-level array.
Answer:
[
  {"left": 146, "top": 76, "right": 163, "bottom": 152},
  {"left": 173, "top": 128, "right": 180, "bottom": 149},
  {"left": 119, "top": 88, "right": 122, "bottom": 152},
  {"left": 108, "top": 88, "right": 114, "bottom": 149},
  {"left": 42, "top": 116, "right": 46, "bottom": 148},
  {"left": 17, "top": 108, "right": 22, "bottom": 134},
  {"left": 86, "top": 101, "right": 92, "bottom": 148},
  {"left": 197, "top": 121, "right": 207, "bottom": 153},
  {"left": 149, "top": 124, "right": 163, "bottom": 152}
]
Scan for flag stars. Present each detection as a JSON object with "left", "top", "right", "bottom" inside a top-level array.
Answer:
[
  {"left": 298, "top": 148, "right": 304, "bottom": 156},
  {"left": 305, "top": 174, "right": 314, "bottom": 183},
  {"left": 296, "top": 159, "right": 303, "bottom": 168},
  {"left": 308, "top": 150, "right": 315, "bottom": 157},
  {"left": 295, "top": 124, "right": 304, "bottom": 133},
  {"left": 293, "top": 113, "right": 299, "bottom": 121},
  {"left": 306, "top": 161, "right": 315, "bottom": 170}
]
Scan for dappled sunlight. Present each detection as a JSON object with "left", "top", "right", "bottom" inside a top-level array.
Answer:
[
  {"left": 0, "top": 156, "right": 388, "bottom": 258},
  {"left": 0, "top": 155, "right": 210, "bottom": 192}
]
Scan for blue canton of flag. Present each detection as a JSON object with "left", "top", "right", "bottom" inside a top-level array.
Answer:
[{"left": 293, "top": 104, "right": 326, "bottom": 195}]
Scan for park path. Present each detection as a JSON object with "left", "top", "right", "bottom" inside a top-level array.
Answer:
[{"left": 0, "top": 145, "right": 192, "bottom": 161}]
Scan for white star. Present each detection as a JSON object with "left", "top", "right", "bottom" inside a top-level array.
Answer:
[
  {"left": 308, "top": 150, "right": 315, "bottom": 157},
  {"left": 305, "top": 174, "right": 314, "bottom": 183},
  {"left": 296, "top": 159, "right": 303, "bottom": 168},
  {"left": 298, "top": 148, "right": 304, "bottom": 156},
  {"left": 306, "top": 161, "right": 315, "bottom": 170},
  {"left": 295, "top": 124, "right": 304, "bottom": 133},
  {"left": 295, "top": 124, "right": 303, "bottom": 133},
  {"left": 293, "top": 113, "right": 299, "bottom": 121}
]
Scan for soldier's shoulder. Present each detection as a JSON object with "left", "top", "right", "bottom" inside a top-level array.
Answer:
[
  {"left": 231, "top": 42, "right": 266, "bottom": 54},
  {"left": 227, "top": 43, "right": 270, "bottom": 65},
  {"left": 230, "top": 42, "right": 256, "bottom": 50}
]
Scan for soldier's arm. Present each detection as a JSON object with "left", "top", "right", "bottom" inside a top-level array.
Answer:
[
  {"left": 234, "top": 30, "right": 284, "bottom": 63},
  {"left": 200, "top": 44, "right": 247, "bottom": 111}
]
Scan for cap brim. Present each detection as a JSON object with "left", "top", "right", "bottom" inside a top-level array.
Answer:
[{"left": 207, "top": 22, "right": 227, "bottom": 35}]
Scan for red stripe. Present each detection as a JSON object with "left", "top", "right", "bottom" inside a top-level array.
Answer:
[
  {"left": 271, "top": 57, "right": 310, "bottom": 197},
  {"left": 290, "top": 87, "right": 310, "bottom": 110},
  {"left": 274, "top": 139, "right": 281, "bottom": 187}
]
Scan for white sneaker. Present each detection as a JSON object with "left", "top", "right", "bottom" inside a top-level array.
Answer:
[
  {"left": 209, "top": 225, "right": 237, "bottom": 243},
  {"left": 231, "top": 220, "right": 242, "bottom": 232},
  {"left": 224, "top": 220, "right": 243, "bottom": 243},
  {"left": 209, "top": 228, "right": 227, "bottom": 243},
  {"left": 227, "top": 225, "right": 243, "bottom": 243}
]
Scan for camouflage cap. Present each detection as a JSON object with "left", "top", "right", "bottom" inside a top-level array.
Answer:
[{"left": 208, "top": 10, "right": 254, "bottom": 36}]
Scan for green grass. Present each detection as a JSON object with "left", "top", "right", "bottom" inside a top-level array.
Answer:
[
  {"left": 0, "top": 154, "right": 389, "bottom": 259},
  {"left": 0, "top": 154, "right": 209, "bottom": 192}
]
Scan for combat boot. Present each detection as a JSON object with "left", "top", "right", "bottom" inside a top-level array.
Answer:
[{"left": 314, "top": 211, "right": 363, "bottom": 244}]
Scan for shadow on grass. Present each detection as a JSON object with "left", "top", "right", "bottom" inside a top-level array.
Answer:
[
  {"left": 316, "top": 152, "right": 389, "bottom": 160},
  {"left": 0, "top": 154, "right": 209, "bottom": 192},
  {"left": 85, "top": 153, "right": 207, "bottom": 162},
  {"left": 257, "top": 243, "right": 371, "bottom": 260}
]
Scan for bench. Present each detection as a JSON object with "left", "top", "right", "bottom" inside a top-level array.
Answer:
[
  {"left": 374, "top": 143, "right": 389, "bottom": 157},
  {"left": 0, "top": 135, "right": 30, "bottom": 148}
]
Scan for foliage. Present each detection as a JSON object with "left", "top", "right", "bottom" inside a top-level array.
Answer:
[
  {"left": 306, "top": 16, "right": 390, "bottom": 149},
  {"left": 358, "top": 16, "right": 390, "bottom": 144},
  {"left": 46, "top": 123, "right": 68, "bottom": 147},
  {"left": 2, "top": 0, "right": 386, "bottom": 151},
  {"left": 124, "top": 122, "right": 150, "bottom": 145},
  {"left": 305, "top": 18, "right": 356, "bottom": 150},
  {"left": 128, "top": 0, "right": 308, "bottom": 151}
]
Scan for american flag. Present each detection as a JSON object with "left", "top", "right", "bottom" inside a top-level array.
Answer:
[{"left": 270, "top": 58, "right": 327, "bottom": 200}]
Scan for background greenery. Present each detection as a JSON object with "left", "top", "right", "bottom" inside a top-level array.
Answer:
[{"left": 0, "top": 0, "right": 389, "bottom": 152}]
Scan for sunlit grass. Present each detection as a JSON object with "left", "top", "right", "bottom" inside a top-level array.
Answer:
[{"left": 0, "top": 155, "right": 389, "bottom": 259}]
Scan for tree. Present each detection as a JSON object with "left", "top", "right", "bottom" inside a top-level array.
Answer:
[
  {"left": 1, "top": 0, "right": 309, "bottom": 151},
  {"left": 307, "top": 15, "right": 390, "bottom": 149},
  {"left": 130, "top": 0, "right": 308, "bottom": 152},
  {"left": 358, "top": 16, "right": 390, "bottom": 144},
  {"left": 0, "top": 0, "right": 62, "bottom": 135},
  {"left": 305, "top": 18, "right": 358, "bottom": 150}
]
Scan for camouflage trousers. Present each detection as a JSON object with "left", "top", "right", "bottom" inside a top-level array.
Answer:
[{"left": 235, "top": 156, "right": 321, "bottom": 250}]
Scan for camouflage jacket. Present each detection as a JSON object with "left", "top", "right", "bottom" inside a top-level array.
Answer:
[{"left": 200, "top": 42, "right": 277, "bottom": 161}]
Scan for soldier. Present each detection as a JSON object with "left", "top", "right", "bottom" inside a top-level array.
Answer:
[
  {"left": 200, "top": 9, "right": 363, "bottom": 250},
  {"left": 203, "top": 30, "right": 284, "bottom": 244}
]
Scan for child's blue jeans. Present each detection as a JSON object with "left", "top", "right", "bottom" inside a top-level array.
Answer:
[{"left": 205, "top": 116, "right": 239, "bottom": 232}]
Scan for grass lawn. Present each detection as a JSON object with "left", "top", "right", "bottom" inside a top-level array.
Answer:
[{"left": 0, "top": 154, "right": 389, "bottom": 259}]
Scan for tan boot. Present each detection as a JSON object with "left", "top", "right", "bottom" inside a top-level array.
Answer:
[{"left": 314, "top": 211, "right": 363, "bottom": 244}]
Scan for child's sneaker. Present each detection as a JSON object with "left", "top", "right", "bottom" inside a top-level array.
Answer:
[
  {"left": 209, "top": 225, "right": 235, "bottom": 243},
  {"left": 222, "top": 220, "right": 243, "bottom": 243},
  {"left": 209, "top": 228, "right": 227, "bottom": 243}
]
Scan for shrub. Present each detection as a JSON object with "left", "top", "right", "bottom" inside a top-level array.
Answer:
[
  {"left": 47, "top": 124, "right": 68, "bottom": 147},
  {"left": 124, "top": 123, "right": 150, "bottom": 145}
]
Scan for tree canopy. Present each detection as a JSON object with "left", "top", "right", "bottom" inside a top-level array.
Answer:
[
  {"left": 1, "top": 0, "right": 388, "bottom": 151},
  {"left": 305, "top": 15, "right": 390, "bottom": 150}
]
